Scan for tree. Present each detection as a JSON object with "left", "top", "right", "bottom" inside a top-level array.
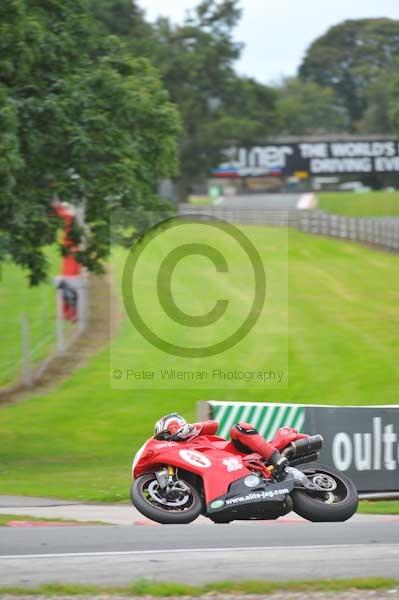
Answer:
[
  {"left": 275, "top": 78, "right": 349, "bottom": 135},
  {"left": 299, "top": 19, "right": 399, "bottom": 127},
  {"left": 0, "top": 0, "right": 180, "bottom": 284},
  {"left": 359, "top": 61, "right": 399, "bottom": 134},
  {"left": 151, "top": 1, "right": 243, "bottom": 200},
  {"left": 88, "top": 0, "right": 279, "bottom": 201},
  {"left": 151, "top": 1, "right": 279, "bottom": 200},
  {"left": 218, "top": 76, "right": 278, "bottom": 144},
  {"left": 389, "top": 73, "right": 399, "bottom": 133}
]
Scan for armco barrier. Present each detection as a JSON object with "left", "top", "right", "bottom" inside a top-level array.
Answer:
[{"left": 198, "top": 401, "right": 399, "bottom": 496}]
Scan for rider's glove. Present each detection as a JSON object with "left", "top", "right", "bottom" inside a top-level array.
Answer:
[{"left": 176, "top": 423, "right": 196, "bottom": 440}]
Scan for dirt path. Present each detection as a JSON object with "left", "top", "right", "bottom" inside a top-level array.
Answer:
[{"left": 0, "top": 270, "right": 122, "bottom": 406}]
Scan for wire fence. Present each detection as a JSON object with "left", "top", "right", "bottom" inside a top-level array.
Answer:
[
  {"left": 0, "top": 274, "right": 89, "bottom": 389},
  {"left": 0, "top": 281, "right": 56, "bottom": 386}
]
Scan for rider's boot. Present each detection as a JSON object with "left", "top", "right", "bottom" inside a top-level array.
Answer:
[{"left": 230, "top": 423, "right": 289, "bottom": 479}]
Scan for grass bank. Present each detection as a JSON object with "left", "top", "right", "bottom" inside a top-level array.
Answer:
[{"left": 0, "top": 227, "right": 398, "bottom": 501}]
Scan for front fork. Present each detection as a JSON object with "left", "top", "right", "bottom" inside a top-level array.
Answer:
[{"left": 156, "top": 465, "right": 176, "bottom": 492}]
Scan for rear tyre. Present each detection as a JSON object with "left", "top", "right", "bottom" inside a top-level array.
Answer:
[
  {"left": 292, "top": 464, "right": 358, "bottom": 522},
  {"left": 131, "top": 473, "right": 202, "bottom": 525}
]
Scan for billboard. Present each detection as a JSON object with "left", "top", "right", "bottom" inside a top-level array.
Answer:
[
  {"left": 213, "top": 139, "right": 399, "bottom": 177},
  {"left": 307, "top": 406, "right": 399, "bottom": 493},
  {"left": 200, "top": 401, "right": 399, "bottom": 493}
]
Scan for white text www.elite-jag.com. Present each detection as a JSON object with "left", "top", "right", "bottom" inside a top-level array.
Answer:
[{"left": 225, "top": 488, "right": 289, "bottom": 505}]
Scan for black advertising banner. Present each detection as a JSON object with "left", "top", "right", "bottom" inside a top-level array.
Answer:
[
  {"left": 206, "top": 401, "right": 399, "bottom": 493},
  {"left": 215, "top": 140, "right": 399, "bottom": 177},
  {"left": 304, "top": 406, "right": 399, "bottom": 493}
]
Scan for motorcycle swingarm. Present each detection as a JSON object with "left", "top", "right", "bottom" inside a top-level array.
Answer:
[{"left": 286, "top": 466, "right": 324, "bottom": 492}]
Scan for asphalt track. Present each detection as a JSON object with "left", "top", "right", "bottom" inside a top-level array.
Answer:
[{"left": 1, "top": 514, "right": 399, "bottom": 586}]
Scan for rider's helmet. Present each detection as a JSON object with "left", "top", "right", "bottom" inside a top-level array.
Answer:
[{"left": 154, "top": 413, "right": 195, "bottom": 441}]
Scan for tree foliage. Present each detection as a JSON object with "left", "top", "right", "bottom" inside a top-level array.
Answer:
[
  {"left": 91, "top": 0, "right": 278, "bottom": 199},
  {"left": 215, "top": 76, "right": 277, "bottom": 142},
  {"left": 150, "top": 1, "right": 277, "bottom": 199},
  {"left": 145, "top": 1, "right": 242, "bottom": 199},
  {"left": 299, "top": 18, "right": 399, "bottom": 127},
  {"left": 87, "top": 0, "right": 156, "bottom": 56},
  {"left": 0, "top": 0, "right": 180, "bottom": 284},
  {"left": 4, "top": 1, "right": 399, "bottom": 285},
  {"left": 359, "top": 61, "right": 399, "bottom": 134},
  {"left": 276, "top": 78, "right": 350, "bottom": 135}
]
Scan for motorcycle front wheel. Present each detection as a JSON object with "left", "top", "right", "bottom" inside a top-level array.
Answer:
[
  {"left": 291, "top": 464, "right": 358, "bottom": 522},
  {"left": 131, "top": 473, "right": 203, "bottom": 524}
]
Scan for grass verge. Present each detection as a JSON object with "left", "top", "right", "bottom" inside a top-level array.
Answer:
[
  {"left": 0, "top": 514, "right": 107, "bottom": 526},
  {"left": 188, "top": 195, "right": 214, "bottom": 206},
  {"left": 317, "top": 191, "right": 399, "bottom": 217},
  {"left": 0, "top": 578, "right": 397, "bottom": 596},
  {"left": 358, "top": 501, "right": 399, "bottom": 515}
]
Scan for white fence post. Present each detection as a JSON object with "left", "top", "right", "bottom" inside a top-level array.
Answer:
[
  {"left": 21, "top": 314, "right": 32, "bottom": 387},
  {"left": 177, "top": 204, "right": 399, "bottom": 253}
]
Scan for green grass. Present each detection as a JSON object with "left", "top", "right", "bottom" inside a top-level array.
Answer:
[
  {"left": 318, "top": 191, "right": 399, "bottom": 217},
  {"left": 0, "top": 578, "right": 396, "bottom": 596},
  {"left": 188, "top": 195, "right": 215, "bottom": 206},
  {"left": 359, "top": 501, "right": 399, "bottom": 515},
  {"left": 0, "top": 248, "right": 61, "bottom": 386},
  {"left": 0, "top": 514, "right": 105, "bottom": 526},
  {"left": 0, "top": 227, "right": 398, "bottom": 500}
]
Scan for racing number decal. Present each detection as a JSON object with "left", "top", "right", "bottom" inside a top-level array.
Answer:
[{"left": 179, "top": 449, "right": 212, "bottom": 468}]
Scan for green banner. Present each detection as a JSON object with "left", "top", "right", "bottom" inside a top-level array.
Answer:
[{"left": 209, "top": 401, "right": 305, "bottom": 440}]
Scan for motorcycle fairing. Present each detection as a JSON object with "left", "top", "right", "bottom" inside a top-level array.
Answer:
[
  {"left": 206, "top": 472, "right": 296, "bottom": 521},
  {"left": 133, "top": 437, "right": 254, "bottom": 502}
]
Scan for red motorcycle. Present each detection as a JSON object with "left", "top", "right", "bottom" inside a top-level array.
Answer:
[{"left": 131, "top": 427, "right": 358, "bottom": 524}]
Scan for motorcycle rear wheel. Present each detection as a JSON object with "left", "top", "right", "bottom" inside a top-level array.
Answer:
[
  {"left": 131, "top": 473, "right": 203, "bottom": 524},
  {"left": 292, "top": 464, "right": 358, "bottom": 522}
]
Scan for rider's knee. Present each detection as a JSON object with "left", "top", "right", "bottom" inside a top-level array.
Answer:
[{"left": 231, "top": 422, "right": 260, "bottom": 453}]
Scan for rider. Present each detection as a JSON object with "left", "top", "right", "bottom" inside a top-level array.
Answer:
[{"left": 154, "top": 413, "right": 288, "bottom": 475}]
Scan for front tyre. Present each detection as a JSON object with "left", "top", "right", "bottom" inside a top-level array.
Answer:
[
  {"left": 131, "top": 473, "right": 202, "bottom": 524},
  {"left": 292, "top": 464, "right": 358, "bottom": 522}
]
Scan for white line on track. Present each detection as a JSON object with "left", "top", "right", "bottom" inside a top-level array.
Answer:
[{"left": 1, "top": 543, "right": 396, "bottom": 560}]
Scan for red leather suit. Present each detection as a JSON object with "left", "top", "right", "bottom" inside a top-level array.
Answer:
[{"left": 191, "top": 420, "right": 278, "bottom": 461}]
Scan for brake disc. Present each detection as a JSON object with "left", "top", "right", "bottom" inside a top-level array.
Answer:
[
  {"left": 312, "top": 473, "right": 337, "bottom": 492},
  {"left": 147, "top": 480, "right": 190, "bottom": 507}
]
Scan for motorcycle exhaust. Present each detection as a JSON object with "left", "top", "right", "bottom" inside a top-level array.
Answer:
[
  {"left": 288, "top": 452, "right": 319, "bottom": 467},
  {"left": 282, "top": 435, "right": 323, "bottom": 459}
]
